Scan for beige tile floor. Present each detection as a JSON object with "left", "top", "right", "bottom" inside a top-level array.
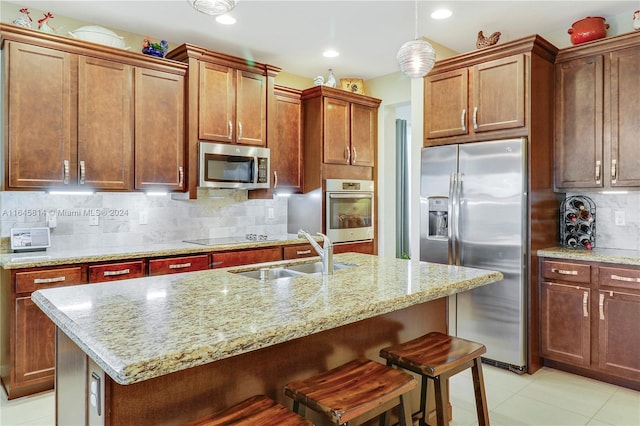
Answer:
[{"left": 1, "top": 365, "right": 638, "bottom": 426}]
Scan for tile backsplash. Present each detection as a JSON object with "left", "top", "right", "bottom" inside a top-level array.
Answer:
[
  {"left": 0, "top": 190, "right": 287, "bottom": 250},
  {"left": 566, "top": 192, "right": 640, "bottom": 251}
]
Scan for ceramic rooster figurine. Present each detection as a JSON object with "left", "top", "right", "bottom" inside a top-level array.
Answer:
[
  {"left": 12, "top": 8, "right": 33, "bottom": 28},
  {"left": 38, "top": 12, "right": 55, "bottom": 33},
  {"left": 476, "top": 30, "right": 501, "bottom": 49}
]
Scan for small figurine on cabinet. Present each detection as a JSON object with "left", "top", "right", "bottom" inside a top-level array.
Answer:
[
  {"left": 633, "top": 10, "right": 640, "bottom": 31},
  {"left": 37, "top": 12, "right": 56, "bottom": 34},
  {"left": 142, "top": 36, "right": 169, "bottom": 58},
  {"left": 476, "top": 30, "right": 501, "bottom": 49},
  {"left": 12, "top": 8, "right": 33, "bottom": 29}
]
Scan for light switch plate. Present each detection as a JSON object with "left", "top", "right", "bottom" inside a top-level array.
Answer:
[
  {"left": 139, "top": 210, "right": 148, "bottom": 225},
  {"left": 89, "top": 216, "right": 99, "bottom": 226},
  {"left": 614, "top": 210, "right": 625, "bottom": 226}
]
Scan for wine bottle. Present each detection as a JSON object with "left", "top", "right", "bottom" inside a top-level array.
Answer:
[
  {"left": 578, "top": 236, "right": 593, "bottom": 250},
  {"left": 579, "top": 209, "right": 593, "bottom": 222},
  {"left": 565, "top": 223, "right": 577, "bottom": 234},
  {"left": 578, "top": 223, "right": 592, "bottom": 235},
  {"left": 565, "top": 211, "right": 577, "bottom": 222},
  {"left": 565, "top": 235, "right": 577, "bottom": 248},
  {"left": 571, "top": 199, "right": 586, "bottom": 211}
]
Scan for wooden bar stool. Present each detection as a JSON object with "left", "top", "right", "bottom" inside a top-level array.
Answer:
[
  {"left": 379, "top": 332, "right": 489, "bottom": 426},
  {"left": 187, "top": 395, "right": 313, "bottom": 425},
  {"left": 284, "top": 358, "right": 417, "bottom": 426}
]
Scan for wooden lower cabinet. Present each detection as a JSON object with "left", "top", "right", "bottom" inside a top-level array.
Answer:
[
  {"left": 211, "top": 247, "right": 282, "bottom": 269},
  {"left": 149, "top": 254, "right": 210, "bottom": 275},
  {"left": 334, "top": 240, "right": 374, "bottom": 255},
  {"left": 283, "top": 244, "right": 316, "bottom": 260},
  {"left": 89, "top": 260, "right": 146, "bottom": 283},
  {"left": 540, "top": 258, "right": 640, "bottom": 390}
]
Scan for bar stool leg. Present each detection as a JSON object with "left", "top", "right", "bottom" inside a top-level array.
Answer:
[
  {"left": 471, "top": 357, "right": 489, "bottom": 426},
  {"left": 433, "top": 375, "right": 449, "bottom": 426},
  {"left": 398, "top": 393, "right": 412, "bottom": 426},
  {"left": 419, "top": 375, "right": 428, "bottom": 426}
]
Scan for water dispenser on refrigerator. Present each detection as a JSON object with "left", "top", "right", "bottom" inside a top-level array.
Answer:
[{"left": 428, "top": 197, "right": 448, "bottom": 239}]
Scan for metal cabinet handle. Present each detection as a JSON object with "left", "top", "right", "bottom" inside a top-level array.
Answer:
[
  {"left": 238, "top": 121, "right": 243, "bottom": 140},
  {"left": 103, "top": 269, "right": 130, "bottom": 277},
  {"left": 472, "top": 106, "right": 478, "bottom": 130},
  {"left": 178, "top": 166, "right": 184, "bottom": 187},
  {"left": 169, "top": 262, "right": 191, "bottom": 269},
  {"left": 583, "top": 291, "right": 589, "bottom": 317},
  {"left": 296, "top": 249, "right": 312, "bottom": 255},
  {"left": 63, "top": 160, "right": 70, "bottom": 185},
  {"left": 599, "top": 293, "right": 605, "bottom": 320},
  {"left": 227, "top": 120, "right": 233, "bottom": 139},
  {"left": 352, "top": 147, "right": 357, "bottom": 164},
  {"left": 611, "top": 274, "right": 640, "bottom": 283},
  {"left": 595, "top": 160, "right": 601, "bottom": 185},
  {"left": 345, "top": 146, "right": 351, "bottom": 163},
  {"left": 80, "top": 161, "right": 86, "bottom": 185},
  {"left": 273, "top": 170, "right": 278, "bottom": 189},
  {"left": 461, "top": 109, "right": 466, "bottom": 132},
  {"left": 611, "top": 159, "right": 617, "bottom": 184},
  {"left": 34, "top": 276, "right": 66, "bottom": 284},
  {"left": 551, "top": 268, "right": 578, "bottom": 275}
]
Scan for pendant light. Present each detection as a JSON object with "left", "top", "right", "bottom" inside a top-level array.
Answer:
[
  {"left": 187, "top": 0, "right": 238, "bottom": 16},
  {"left": 396, "top": 0, "right": 436, "bottom": 78}
]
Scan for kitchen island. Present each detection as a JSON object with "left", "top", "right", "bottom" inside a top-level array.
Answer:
[{"left": 32, "top": 253, "right": 502, "bottom": 425}]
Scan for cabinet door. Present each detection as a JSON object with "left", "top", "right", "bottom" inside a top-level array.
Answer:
[
  {"left": 236, "top": 71, "right": 267, "bottom": 146},
  {"left": 350, "top": 103, "right": 376, "bottom": 167},
  {"left": 134, "top": 68, "right": 185, "bottom": 190},
  {"left": 78, "top": 56, "right": 133, "bottom": 190},
  {"left": 598, "top": 291, "right": 640, "bottom": 379},
  {"left": 472, "top": 55, "right": 525, "bottom": 133},
  {"left": 609, "top": 45, "right": 640, "bottom": 187},
  {"left": 199, "top": 62, "right": 235, "bottom": 142},
  {"left": 424, "top": 68, "right": 468, "bottom": 140},
  {"left": 272, "top": 90, "right": 303, "bottom": 191},
  {"left": 323, "top": 98, "right": 350, "bottom": 164},
  {"left": 540, "top": 282, "right": 591, "bottom": 366},
  {"left": 7, "top": 42, "right": 74, "bottom": 188},
  {"left": 555, "top": 55, "right": 604, "bottom": 189},
  {"left": 211, "top": 247, "right": 282, "bottom": 268},
  {"left": 14, "top": 296, "right": 56, "bottom": 385}
]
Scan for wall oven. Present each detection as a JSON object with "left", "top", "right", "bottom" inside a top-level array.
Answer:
[
  {"left": 325, "top": 179, "right": 374, "bottom": 243},
  {"left": 199, "top": 142, "right": 270, "bottom": 189}
]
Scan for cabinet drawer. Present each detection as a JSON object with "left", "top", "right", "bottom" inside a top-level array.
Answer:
[
  {"left": 599, "top": 266, "right": 640, "bottom": 290},
  {"left": 149, "top": 255, "right": 210, "bottom": 276},
  {"left": 211, "top": 247, "right": 282, "bottom": 269},
  {"left": 283, "top": 244, "right": 316, "bottom": 260},
  {"left": 89, "top": 260, "right": 146, "bottom": 283},
  {"left": 542, "top": 260, "right": 591, "bottom": 283},
  {"left": 15, "top": 266, "right": 86, "bottom": 293},
  {"left": 334, "top": 240, "right": 374, "bottom": 255}
]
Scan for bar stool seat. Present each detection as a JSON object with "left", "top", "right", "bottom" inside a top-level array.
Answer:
[
  {"left": 187, "top": 395, "right": 313, "bottom": 426},
  {"left": 379, "top": 332, "right": 489, "bottom": 426},
  {"left": 284, "top": 358, "right": 417, "bottom": 425}
]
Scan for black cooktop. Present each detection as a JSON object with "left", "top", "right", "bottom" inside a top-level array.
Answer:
[{"left": 183, "top": 235, "right": 285, "bottom": 246}]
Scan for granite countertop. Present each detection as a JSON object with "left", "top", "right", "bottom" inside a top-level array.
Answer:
[
  {"left": 0, "top": 234, "right": 313, "bottom": 269},
  {"left": 538, "top": 247, "right": 640, "bottom": 266},
  {"left": 32, "top": 253, "right": 503, "bottom": 386}
]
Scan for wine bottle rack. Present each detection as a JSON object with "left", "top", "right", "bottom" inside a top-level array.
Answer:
[{"left": 560, "top": 195, "right": 596, "bottom": 249}]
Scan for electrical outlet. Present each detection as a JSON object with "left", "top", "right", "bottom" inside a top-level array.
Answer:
[
  {"left": 139, "top": 210, "right": 148, "bottom": 225},
  {"left": 46, "top": 211, "right": 57, "bottom": 228},
  {"left": 614, "top": 210, "right": 625, "bottom": 226},
  {"left": 89, "top": 216, "right": 99, "bottom": 226},
  {"left": 267, "top": 207, "right": 275, "bottom": 219}
]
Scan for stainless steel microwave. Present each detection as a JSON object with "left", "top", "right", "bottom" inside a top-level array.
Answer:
[{"left": 199, "top": 142, "right": 270, "bottom": 189}]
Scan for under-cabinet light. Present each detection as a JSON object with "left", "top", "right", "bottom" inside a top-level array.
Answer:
[
  {"left": 600, "top": 191, "right": 629, "bottom": 195},
  {"left": 146, "top": 191, "right": 168, "bottom": 196},
  {"left": 48, "top": 190, "right": 94, "bottom": 195}
]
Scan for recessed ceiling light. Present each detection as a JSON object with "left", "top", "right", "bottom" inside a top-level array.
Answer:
[
  {"left": 323, "top": 49, "right": 340, "bottom": 58},
  {"left": 431, "top": 9, "right": 452, "bottom": 20},
  {"left": 216, "top": 14, "right": 236, "bottom": 25}
]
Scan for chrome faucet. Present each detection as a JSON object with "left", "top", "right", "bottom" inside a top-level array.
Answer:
[{"left": 298, "top": 229, "right": 333, "bottom": 275}]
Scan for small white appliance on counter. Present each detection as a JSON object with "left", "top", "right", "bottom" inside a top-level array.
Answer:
[{"left": 10, "top": 227, "right": 51, "bottom": 252}]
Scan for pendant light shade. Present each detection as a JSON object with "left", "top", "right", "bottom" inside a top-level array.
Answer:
[
  {"left": 397, "top": 0, "right": 436, "bottom": 78},
  {"left": 187, "top": 0, "right": 238, "bottom": 16},
  {"left": 397, "top": 39, "right": 436, "bottom": 78}
]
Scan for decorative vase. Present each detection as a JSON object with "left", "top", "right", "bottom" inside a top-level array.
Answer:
[
  {"left": 325, "top": 69, "right": 336, "bottom": 88},
  {"left": 568, "top": 17, "right": 609, "bottom": 45}
]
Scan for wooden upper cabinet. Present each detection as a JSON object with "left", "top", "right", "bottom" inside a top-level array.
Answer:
[
  {"left": 198, "top": 62, "right": 266, "bottom": 146},
  {"left": 425, "top": 68, "right": 468, "bottom": 139},
  {"left": 555, "top": 32, "right": 640, "bottom": 190},
  {"left": 425, "top": 54, "right": 525, "bottom": 144},
  {"left": 78, "top": 56, "right": 133, "bottom": 190},
  {"left": 323, "top": 97, "right": 351, "bottom": 164},
  {"left": 271, "top": 87, "right": 303, "bottom": 192},
  {"left": 555, "top": 55, "right": 604, "bottom": 189},
  {"left": 350, "top": 103, "right": 376, "bottom": 167},
  {"left": 7, "top": 41, "right": 73, "bottom": 188},
  {"left": 134, "top": 67, "right": 185, "bottom": 190}
]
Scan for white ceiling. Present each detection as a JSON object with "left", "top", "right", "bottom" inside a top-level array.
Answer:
[{"left": 9, "top": 1, "right": 639, "bottom": 80}]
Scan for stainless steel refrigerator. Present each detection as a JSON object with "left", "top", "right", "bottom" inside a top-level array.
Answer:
[{"left": 420, "top": 138, "right": 527, "bottom": 373}]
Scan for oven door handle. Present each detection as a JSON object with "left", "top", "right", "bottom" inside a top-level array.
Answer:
[{"left": 327, "top": 193, "right": 373, "bottom": 199}]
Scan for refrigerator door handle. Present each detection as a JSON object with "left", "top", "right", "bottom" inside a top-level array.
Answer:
[
  {"left": 454, "top": 172, "right": 463, "bottom": 265},
  {"left": 448, "top": 173, "right": 456, "bottom": 265}
]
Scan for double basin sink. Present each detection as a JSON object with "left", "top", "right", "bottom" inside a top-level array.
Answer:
[{"left": 233, "top": 261, "right": 356, "bottom": 281}]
